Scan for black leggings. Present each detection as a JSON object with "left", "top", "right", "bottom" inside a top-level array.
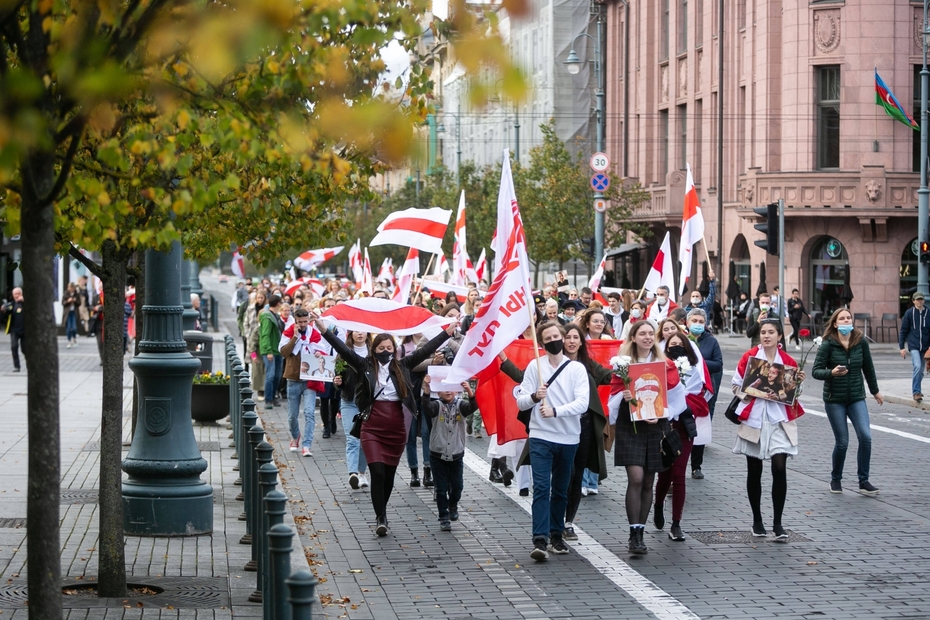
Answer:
[
  {"left": 367, "top": 462, "right": 398, "bottom": 520},
  {"left": 789, "top": 317, "right": 802, "bottom": 346},
  {"left": 566, "top": 414, "right": 593, "bottom": 523},
  {"left": 746, "top": 454, "right": 788, "bottom": 527}
]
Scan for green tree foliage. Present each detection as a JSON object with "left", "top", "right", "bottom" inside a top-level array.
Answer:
[{"left": 0, "top": 0, "right": 526, "bottom": 607}]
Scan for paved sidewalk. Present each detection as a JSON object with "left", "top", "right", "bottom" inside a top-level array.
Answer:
[{"left": 0, "top": 333, "right": 315, "bottom": 617}]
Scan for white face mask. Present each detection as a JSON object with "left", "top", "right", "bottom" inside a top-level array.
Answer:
[
  {"left": 690, "top": 298, "right": 701, "bottom": 305},
  {"left": 631, "top": 308, "right": 642, "bottom": 318},
  {"left": 656, "top": 296, "right": 667, "bottom": 305},
  {"left": 760, "top": 304, "right": 771, "bottom": 312}
]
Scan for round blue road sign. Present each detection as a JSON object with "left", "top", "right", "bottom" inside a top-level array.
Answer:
[{"left": 590, "top": 173, "right": 610, "bottom": 192}]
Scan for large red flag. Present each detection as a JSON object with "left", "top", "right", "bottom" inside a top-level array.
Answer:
[{"left": 477, "top": 339, "right": 618, "bottom": 445}]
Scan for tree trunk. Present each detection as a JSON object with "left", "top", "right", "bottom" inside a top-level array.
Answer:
[
  {"left": 22, "top": 154, "right": 62, "bottom": 620},
  {"left": 97, "top": 240, "right": 127, "bottom": 597}
]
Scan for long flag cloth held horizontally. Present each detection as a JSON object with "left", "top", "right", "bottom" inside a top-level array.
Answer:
[
  {"left": 876, "top": 69, "right": 919, "bottom": 130},
  {"left": 369, "top": 207, "right": 453, "bottom": 255},
  {"left": 318, "top": 297, "right": 452, "bottom": 336},
  {"left": 477, "top": 340, "right": 617, "bottom": 445}
]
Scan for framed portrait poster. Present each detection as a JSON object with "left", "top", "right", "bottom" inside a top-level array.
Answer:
[
  {"left": 740, "top": 358, "right": 800, "bottom": 406},
  {"left": 628, "top": 361, "right": 669, "bottom": 421},
  {"left": 299, "top": 350, "right": 337, "bottom": 382}
]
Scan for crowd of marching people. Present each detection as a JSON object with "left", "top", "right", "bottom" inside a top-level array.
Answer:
[{"left": 234, "top": 269, "right": 882, "bottom": 562}]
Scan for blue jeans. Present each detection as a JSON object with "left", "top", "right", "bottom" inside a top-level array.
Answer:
[
  {"left": 824, "top": 400, "right": 872, "bottom": 484},
  {"left": 910, "top": 349, "right": 926, "bottom": 396},
  {"left": 65, "top": 310, "right": 77, "bottom": 341},
  {"left": 342, "top": 400, "right": 367, "bottom": 475},
  {"left": 582, "top": 468, "right": 598, "bottom": 491},
  {"left": 528, "top": 438, "right": 577, "bottom": 541},
  {"left": 430, "top": 454, "right": 463, "bottom": 521},
  {"left": 287, "top": 380, "right": 317, "bottom": 449},
  {"left": 264, "top": 355, "right": 283, "bottom": 404},
  {"left": 406, "top": 413, "right": 431, "bottom": 469}
]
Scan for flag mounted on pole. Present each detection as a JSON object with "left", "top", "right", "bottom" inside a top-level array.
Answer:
[
  {"left": 446, "top": 149, "right": 534, "bottom": 386},
  {"left": 876, "top": 69, "right": 919, "bottom": 130},
  {"left": 589, "top": 253, "right": 607, "bottom": 292},
  {"left": 369, "top": 207, "right": 452, "bottom": 255},
  {"left": 678, "top": 163, "right": 704, "bottom": 296},
  {"left": 348, "top": 240, "right": 363, "bottom": 285},
  {"left": 452, "top": 190, "right": 472, "bottom": 286},
  {"left": 293, "top": 246, "right": 344, "bottom": 272},
  {"left": 391, "top": 248, "right": 420, "bottom": 304},
  {"left": 231, "top": 249, "right": 246, "bottom": 279},
  {"left": 361, "top": 248, "right": 373, "bottom": 295},
  {"left": 643, "top": 231, "right": 675, "bottom": 295},
  {"left": 475, "top": 248, "right": 488, "bottom": 283}
]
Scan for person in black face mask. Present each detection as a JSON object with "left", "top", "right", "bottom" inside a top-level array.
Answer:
[
  {"left": 653, "top": 332, "right": 701, "bottom": 542},
  {"left": 317, "top": 317, "right": 458, "bottom": 537},
  {"left": 514, "top": 321, "right": 591, "bottom": 561}
]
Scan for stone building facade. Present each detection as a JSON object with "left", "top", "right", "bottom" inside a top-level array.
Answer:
[{"left": 603, "top": 0, "right": 922, "bottom": 327}]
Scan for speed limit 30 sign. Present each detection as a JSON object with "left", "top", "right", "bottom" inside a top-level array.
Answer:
[{"left": 589, "top": 152, "right": 610, "bottom": 173}]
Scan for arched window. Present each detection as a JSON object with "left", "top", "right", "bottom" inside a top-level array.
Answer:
[
  {"left": 901, "top": 238, "right": 919, "bottom": 317},
  {"left": 809, "top": 237, "right": 849, "bottom": 317}
]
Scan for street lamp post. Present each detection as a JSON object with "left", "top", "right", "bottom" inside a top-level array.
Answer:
[
  {"left": 437, "top": 114, "right": 462, "bottom": 185},
  {"left": 565, "top": 8, "right": 607, "bottom": 262},
  {"left": 919, "top": 1, "right": 929, "bottom": 295}
]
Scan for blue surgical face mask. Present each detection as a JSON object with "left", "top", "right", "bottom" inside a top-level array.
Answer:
[
  {"left": 689, "top": 324, "right": 705, "bottom": 336},
  {"left": 837, "top": 324, "right": 854, "bottom": 336}
]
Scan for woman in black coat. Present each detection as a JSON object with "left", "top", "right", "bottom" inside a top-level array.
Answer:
[{"left": 317, "top": 319, "right": 456, "bottom": 536}]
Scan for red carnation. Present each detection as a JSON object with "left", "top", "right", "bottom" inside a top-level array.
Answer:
[{"left": 799, "top": 329, "right": 810, "bottom": 339}]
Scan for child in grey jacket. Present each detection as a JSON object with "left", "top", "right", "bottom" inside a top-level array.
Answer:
[{"left": 422, "top": 375, "right": 478, "bottom": 531}]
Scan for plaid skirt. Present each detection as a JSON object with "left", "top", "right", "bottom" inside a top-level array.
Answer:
[{"left": 614, "top": 401, "right": 671, "bottom": 474}]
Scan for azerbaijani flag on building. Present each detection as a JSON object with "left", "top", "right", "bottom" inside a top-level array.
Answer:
[{"left": 876, "top": 70, "right": 919, "bottom": 130}]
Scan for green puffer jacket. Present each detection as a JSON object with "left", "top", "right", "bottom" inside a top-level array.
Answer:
[{"left": 811, "top": 335, "right": 880, "bottom": 404}]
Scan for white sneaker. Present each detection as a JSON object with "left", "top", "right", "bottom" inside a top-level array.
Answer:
[
  {"left": 359, "top": 473, "right": 369, "bottom": 488},
  {"left": 794, "top": 344, "right": 801, "bottom": 351},
  {"left": 581, "top": 487, "right": 589, "bottom": 497},
  {"left": 289, "top": 438, "right": 299, "bottom": 452},
  {"left": 301, "top": 447, "right": 313, "bottom": 457},
  {"left": 349, "top": 473, "right": 360, "bottom": 489},
  {"left": 66, "top": 342, "right": 72, "bottom": 349},
  {"left": 587, "top": 487, "right": 599, "bottom": 496}
]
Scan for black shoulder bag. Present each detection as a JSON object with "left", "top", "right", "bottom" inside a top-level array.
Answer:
[
  {"left": 349, "top": 385, "right": 386, "bottom": 439},
  {"left": 517, "top": 361, "right": 570, "bottom": 432}
]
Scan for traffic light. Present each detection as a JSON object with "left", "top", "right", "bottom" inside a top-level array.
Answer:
[
  {"left": 581, "top": 237, "right": 595, "bottom": 258},
  {"left": 753, "top": 202, "right": 779, "bottom": 256},
  {"left": 921, "top": 241, "right": 930, "bottom": 265}
]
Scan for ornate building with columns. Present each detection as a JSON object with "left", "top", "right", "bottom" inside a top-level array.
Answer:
[{"left": 603, "top": 0, "right": 922, "bottom": 328}]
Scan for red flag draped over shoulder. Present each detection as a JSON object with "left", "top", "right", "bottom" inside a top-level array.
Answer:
[{"left": 477, "top": 339, "right": 619, "bottom": 445}]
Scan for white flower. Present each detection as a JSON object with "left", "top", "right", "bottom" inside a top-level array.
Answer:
[
  {"left": 610, "top": 356, "right": 622, "bottom": 369},
  {"left": 813, "top": 336, "right": 823, "bottom": 347},
  {"left": 674, "top": 357, "right": 692, "bottom": 374},
  {"left": 618, "top": 355, "right": 632, "bottom": 366}
]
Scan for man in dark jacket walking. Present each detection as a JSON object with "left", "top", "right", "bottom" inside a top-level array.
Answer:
[
  {"left": 899, "top": 292, "right": 930, "bottom": 401},
  {"left": 2, "top": 287, "right": 24, "bottom": 372}
]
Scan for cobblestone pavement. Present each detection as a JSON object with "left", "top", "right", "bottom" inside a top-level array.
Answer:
[{"left": 2, "top": 273, "right": 930, "bottom": 619}]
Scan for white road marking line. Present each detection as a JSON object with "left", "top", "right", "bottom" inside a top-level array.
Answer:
[
  {"left": 803, "top": 408, "right": 930, "bottom": 444},
  {"left": 462, "top": 449, "right": 701, "bottom": 620}
]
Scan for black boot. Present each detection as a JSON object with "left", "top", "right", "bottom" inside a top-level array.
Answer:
[
  {"left": 410, "top": 467, "right": 421, "bottom": 487},
  {"left": 489, "top": 458, "right": 503, "bottom": 483},
  {"left": 423, "top": 467, "right": 434, "bottom": 488},
  {"left": 499, "top": 457, "right": 514, "bottom": 487}
]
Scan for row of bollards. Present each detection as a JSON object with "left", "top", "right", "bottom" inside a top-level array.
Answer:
[{"left": 224, "top": 336, "right": 318, "bottom": 619}]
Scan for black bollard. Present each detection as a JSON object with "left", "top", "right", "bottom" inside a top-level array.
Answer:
[
  {"left": 234, "top": 368, "right": 248, "bottom": 452},
  {"left": 287, "top": 570, "right": 318, "bottom": 620},
  {"left": 238, "top": 400, "right": 257, "bottom": 500},
  {"left": 257, "top": 463, "right": 280, "bottom": 613},
  {"left": 242, "top": 422, "right": 263, "bottom": 549},
  {"left": 248, "top": 442, "right": 274, "bottom": 601},
  {"left": 227, "top": 350, "right": 238, "bottom": 433},
  {"left": 267, "top": 522, "right": 294, "bottom": 620},
  {"left": 230, "top": 360, "right": 244, "bottom": 449}
]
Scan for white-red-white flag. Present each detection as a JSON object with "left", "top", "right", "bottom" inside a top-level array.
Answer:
[
  {"left": 588, "top": 254, "right": 607, "bottom": 291},
  {"left": 369, "top": 207, "right": 452, "bottom": 255},
  {"left": 420, "top": 279, "right": 471, "bottom": 304},
  {"left": 294, "top": 246, "right": 344, "bottom": 272},
  {"left": 642, "top": 231, "right": 675, "bottom": 295},
  {"left": 231, "top": 250, "right": 246, "bottom": 279},
  {"left": 434, "top": 253, "right": 450, "bottom": 280},
  {"left": 285, "top": 277, "right": 325, "bottom": 298},
  {"left": 361, "top": 248, "right": 373, "bottom": 295},
  {"left": 348, "top": 240, "right": 363, "bottom": 285},
  {"left": 377, "top": 257, "right": 395, "bottom": 286},
  {"left": 319, "top": 298, "right": 453, "bottom": 336},
  {"left": 678, "top": 163, "right": 705, "bottom": 296},
  {"left": 452, "top": 191, "right": 471, "bottom": 286},
  {"left": 490, "top": 151, "right": 521, "bottom": 274},
  {"left": 446, "top": 151, "right": 534, "bottom": 385},
  {"left": 475, "top": 248, "right": 487, "bottom": 283},
  {"left": 391, "top": 248, "right": 419, "bottom": 304}
]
